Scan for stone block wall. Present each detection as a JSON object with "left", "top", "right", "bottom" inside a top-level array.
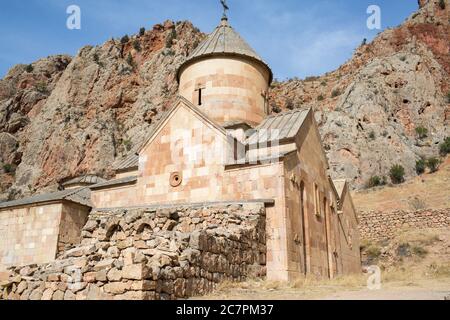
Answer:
[
  {"left": 0, "top": 203, "right": 266, "bottom": 300},
  {"left": 0, "top": 204, "right": 62, "bottom": 268},
  {"left": 358, "top": 208, "right": 450, "bottom": 241}
]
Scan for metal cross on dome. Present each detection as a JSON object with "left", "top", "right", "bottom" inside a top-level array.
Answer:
[{"left": 220, "top": 0, "right": 229, "bottom": 18}]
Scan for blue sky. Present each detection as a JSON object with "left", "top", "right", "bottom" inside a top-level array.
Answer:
[{"left": 0, "top": 0, "right": 418, "bottom": 80}]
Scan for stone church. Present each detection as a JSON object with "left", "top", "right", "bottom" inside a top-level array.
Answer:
[{"left": 0, "top": 16, "right": 361, "bottom": 281}]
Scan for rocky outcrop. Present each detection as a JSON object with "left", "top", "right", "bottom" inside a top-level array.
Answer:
[
  {"left": 0, "top": 203, "right": 266, "bottom": 300},
  {"left": 0, "top": 21, "right": 204, "bottom": 200},
  {"left": 270, "top": 0, "right": 449, "bottom": 188}
]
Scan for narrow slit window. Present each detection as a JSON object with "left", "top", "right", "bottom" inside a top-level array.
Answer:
[{"left": 198, "top": 88, "right": 202, "bottom": 106}]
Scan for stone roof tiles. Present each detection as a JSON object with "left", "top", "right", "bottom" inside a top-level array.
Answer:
[
  {"left": 178, "top": 17, "right": 273, "bottom": 83},
  {"left": 114, "top": 153, "right": 139, "bottom": 171},
  {"left": 247, "top": 108, "right": 311, "bottom": 145},
  {"left": 0, "top": 187, "right": 92, "bottom": 210},
  {"left": 62, "top": 175, "right": 106, "bottom": 187},
  {"left": 90, "top": 176, "right": 138, "bottom": 190}
]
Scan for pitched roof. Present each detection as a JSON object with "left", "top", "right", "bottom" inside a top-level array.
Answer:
[
  {"left": 332, "top": 179, "right": 347, "bottom": 199},
  {"left": 62, "top": 175, "right": 106, "bottom": 187},
  {"left": 0, "top": 187, "right": 92, "bottom": 210},
  {"left": 246, "top": 108, "right": 311, "bottom": 145},
  {"left": 137, "top": 96, "right": 229, "bottom": 154},
  {"left": 114, "top": 153, "right": 139, "bottom": 172},
  {"left": 90, "top": 176, "right": 138, "bottom": 190},
  {"left": 177, "top": 17, "right": 273, "bottom": 83}
]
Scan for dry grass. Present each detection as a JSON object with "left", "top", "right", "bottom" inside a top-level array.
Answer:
[
  {"left": 395, "top": 228, "right": 440, "bottom": 245},
  {"left": 353, "top": 156, "right": 450, "bottom": 212}
]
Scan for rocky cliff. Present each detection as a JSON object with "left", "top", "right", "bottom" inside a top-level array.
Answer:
[{"left": 0, "top": 1, "right": 449, "bottom": 200}]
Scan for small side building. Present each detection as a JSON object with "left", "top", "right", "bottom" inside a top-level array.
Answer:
[{"left": 0, "top": 188, "right": 91, "bottom": 269}]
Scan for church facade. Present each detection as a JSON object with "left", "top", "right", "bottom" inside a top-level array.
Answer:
[{"left": 0, "top": 17, "right": 361, "bottom": 280}]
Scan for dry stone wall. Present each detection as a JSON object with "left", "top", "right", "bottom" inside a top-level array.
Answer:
[
  {"left": 0, "top": 202, "right": 266, "bottom": 300},
  {"left": 359, "top": 208, "right": 450, "bottom": 241}
]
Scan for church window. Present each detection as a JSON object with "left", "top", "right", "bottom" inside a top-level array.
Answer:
[{"left": 313, "top": 183, "right": 320, "bottom": 216}]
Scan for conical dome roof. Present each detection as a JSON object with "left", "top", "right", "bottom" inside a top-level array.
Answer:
[{"left": 177, "top": 17, "right": 273, "bottom": 83}]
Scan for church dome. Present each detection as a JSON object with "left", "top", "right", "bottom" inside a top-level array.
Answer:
[{"left": 177, "top": 17, "right": 273, "bottom": 84}]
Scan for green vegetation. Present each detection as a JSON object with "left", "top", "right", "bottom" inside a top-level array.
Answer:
[
  {"left": 122, "top": 139, "right": 132, "bottom": 151},
  {"left": 271, "top": 105, "right": 282, "bottom": 113},
  {"left": 165, "top": 28, "right": 177, "bottom": 48},
  {"left": 331, "top": 89, "right": 341, "bottom": 98},
  {"left": 3, "top": 164, "right": 14, "bottom": 174},
  {"left": 139, "top": 27, "right": 146, "bottom": 36},
  {"left": 446, "top": 91, "right": 450, "bottom": 103},
  {"left": 320, "top": 80, "right": 327, "bottom": 86},
  {"left": 35, "top": 81, "right": 49, "bottom": 94},
  {"left": 389, "top": 164, "right": 405, "bottom": 184},
  {"left": 120, "top": 35, "right": 130, "bottom": 44},
  {"left": 317, "top": 94, "right": 324, "bottom": 101},
  {"left": 132, "top": 40, "right": 141, "bottom": 52},
  {"left": 415, "top": 126, "right": 428, "bottom": 139},
  {"left": 439, "top": 0, "right": 446, "bottom": 10},
  {"left": 399, "top": 56, "right": 407, "bottom": 62},
  {"left": 285, "top": 99, "right": 294, "bottom": 110},
  {"left": 361, "top": 240, "right": 382, "bottom": 260},
  {"left": 415, "top": 158, "right": 426, "bottom": 175},
  {"left": 439, "top": 137, "right": 450, "bottom": 156},
  {"left": 25, "top": 64, "right": 34, "bottom": 73},
  {"left": 369, "top": 131, "right": 376, "bottom": 140},
  {"left": 366, "top": 175, "right": 387, "bottom": 189},
  {"left": 426, "top": 157, "right": 440, "bottom": 173},
  {"left": 126, "top": 53, "right": 134, "bottom": 67}
]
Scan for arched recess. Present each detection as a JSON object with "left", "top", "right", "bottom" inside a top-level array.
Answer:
[{"left": 300, "top": 181, "right": 309, "bottom": 275}]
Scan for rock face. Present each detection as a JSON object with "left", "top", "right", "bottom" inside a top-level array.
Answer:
[
  {"left": 270, "top": 0, "right": 449, "bottom": 188},
  {"left": 0, "top": 203, "right": 266, "bottom": 300},
  {"left": 0, "top": 21, "right": 204, "bottom": 200},
  {"left": 0, "top": 1, "right": 449, "bottom": 199}
]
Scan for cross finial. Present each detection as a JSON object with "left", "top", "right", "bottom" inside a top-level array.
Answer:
[{"left": 220, "top": 0, "right": 229, "bottom": 19}]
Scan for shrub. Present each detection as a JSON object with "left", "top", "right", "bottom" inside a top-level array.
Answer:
[
  {"left": 409, "top": 197, "right": 426, "bottom": 210},
  {"left": 331, "top": 89, "right": 341, "bottom": 98},
  {"left": 369, "top": 131, "right": 376, "bottom": 140},
  {"left": 126, "top": 53, "right": 134, "bottom": 67},
  {"left": 415, "top": 126, "right": 428, "bottom": 139},
  {"left": 366, "top": 176, "right": 381, "bottom": 188},
  {"left": 285, "top": 99, "right": 294, "bottom": 110},
  {"left": 122, "top": 139, "right": 132, "bottom": 151},
  {"left": 132, "top": 40, "right": 141, "bottom": 52},
  {"left": 446, "top": 92, "right": 450, "bottom": 103},
  {"left": 399, "top": 56, "right": 406, "bottom": 62},
  {"left": 272, "top": 105, "right": 282, "bottom": 113},
  {"left": 35, "top": 81, "right": 49, "bottom": 94},
  {"left": 165, "top": 28, "right": 177, "bottom": 48},
  {"left": 412, "top": 245, "right": 428, "bottom": 258},
  {"left": 25, "top": 64, "right": 34, "bottom": 73},
  {"left": 3, "top": 164, "right": 14, "bottom": 174},
  {"left": 439, "top": 137, "right": 450, "bottom": 155},
  {"left": 317, "top": 94, "right": 324, "bottom": 101},
  {"left": 365, "top": 244, "right": 382, "bottom": 260},
  {"left": 139, "top": 27, "right": 146, "bottom": 36},
  {"left": 120, "top": 35, "right": 130, "bottom": 44},
  {"left": 320, "top": 81, "right": 327, "bottom": 86},
  {"left": 415, "top": 158, "right": 426, "bottom": 175},
  {"left": 426, "top": 157, "right": 440, "bottom": 173},
  {"left": 439, "top": 0, "right": 446, "bottom": 10},
  {"left": 389, "top": 164, "right": 405, "bottom": 184}
]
